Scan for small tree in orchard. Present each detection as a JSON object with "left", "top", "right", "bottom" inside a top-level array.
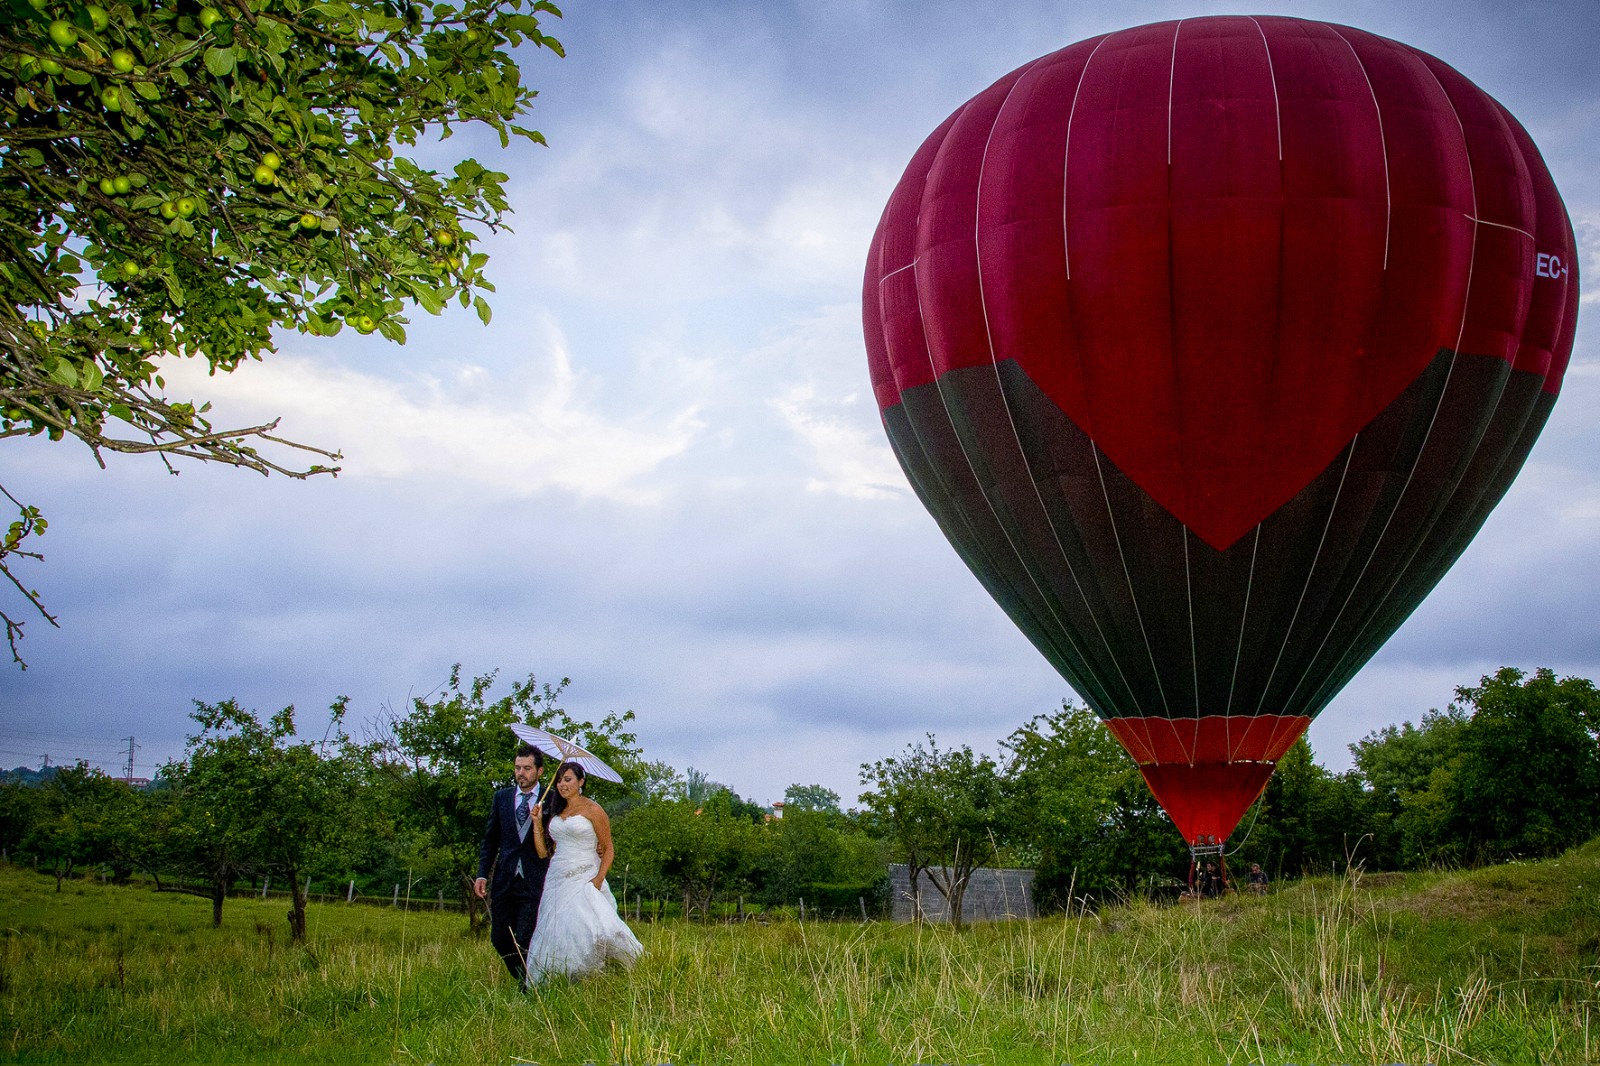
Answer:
[
  {"left": 165, "top": 696, "right": 361, "bottom": 938},
  {"left": 612, "top": 790, "right": 764, "bottom": 920},
  {"left": 18, "top": 760, "right": 145, "bottom": 889},
  {"left": 858, "top": 734, "right": 1004, "bottom": 928},
  {"left": 155, "top": 738, "right": 261, "bottom": 925},
  {"left": 0, "top": 0, "right": 565, "bottom": 662},
  {"left": 1000, "top": 702, "right": 1187, "bottom": 908}
]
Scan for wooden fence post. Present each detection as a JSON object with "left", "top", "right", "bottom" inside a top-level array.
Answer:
[
  {"left": 261, "top": 877, "right": 270, "bottom": 899},
  {"left": 799, "top": 897, "right": 805, "bottom": 922},
  {"left": 392, "top": 884, "right": 400, "bottom": 907},
  {"left": 347, "top": 880, "right": 356, "bottom": 902},
  {"left": 860, "top": 895, "right": 869, "bottom": 921}
]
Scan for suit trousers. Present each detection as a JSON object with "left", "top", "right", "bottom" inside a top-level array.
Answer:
[{"left": 488, "top": 871, "right": 542, "bottom": 981}]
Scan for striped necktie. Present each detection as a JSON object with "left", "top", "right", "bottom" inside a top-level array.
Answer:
[{"left": 516, "top": 792, "right": 530, "bottom": 828}]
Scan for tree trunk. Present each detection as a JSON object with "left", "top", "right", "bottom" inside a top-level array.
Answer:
[
  {"left": 946, "top": 866, "right": 971, "bottom": 930},
  {"left": 286, "top": 866, "right": 308, "bottom": 942},
  {"left": 907, "top": 860, "right": 926, "bottom": 923},
  {"left": 925, "top": 852, "right": 974, "bottom": 930},
  {"left": 460, "top": 873, "right": 486, "bottom": 933}
]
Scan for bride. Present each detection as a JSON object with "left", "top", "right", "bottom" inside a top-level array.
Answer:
[{"left": 523, "top": 761, "right": 644, "bottom": 985}]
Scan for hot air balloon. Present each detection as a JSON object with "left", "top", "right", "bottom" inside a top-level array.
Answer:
[{"left": 862, "top": 16, "right": 1578, "bottom": 854}]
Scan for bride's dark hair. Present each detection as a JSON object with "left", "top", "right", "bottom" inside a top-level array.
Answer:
[{"left": 547, "top": 761, "right": 587, "bottom": 818}]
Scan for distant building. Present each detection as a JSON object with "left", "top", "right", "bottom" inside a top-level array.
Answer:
[{"left": 888, "top": 863, "right": 1036, "bottom": 922}]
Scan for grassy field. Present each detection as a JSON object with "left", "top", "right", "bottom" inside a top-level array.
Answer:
[{"left": 2, "top": 844, "right": 1599, "bottom": 1065}]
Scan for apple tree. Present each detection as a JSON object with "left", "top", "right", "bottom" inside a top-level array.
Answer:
[
  {"left": 0, "top": 0, "right": 565, "bottom": 661},
  {"left": 858, "top": 734, "right": 1005, "bottom": 928},
  {"left": 366, "top": 664, "right": 641, "bottom": 932}
]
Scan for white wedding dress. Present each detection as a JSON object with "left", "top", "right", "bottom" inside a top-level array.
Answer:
[{"left": 523, "top": 813, "right": 643, "bottom": 985}]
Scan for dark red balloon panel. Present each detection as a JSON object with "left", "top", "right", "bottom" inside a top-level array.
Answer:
[{"left": 863, "top": 16, "right": 1578, "bottom": 843}]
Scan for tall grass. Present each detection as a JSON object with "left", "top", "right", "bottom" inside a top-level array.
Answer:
[{"left": 3, "top": 843, "right": 1598, "bottom": 1064}]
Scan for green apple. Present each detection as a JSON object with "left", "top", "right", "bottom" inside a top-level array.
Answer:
[
  {"left": 176, "top": 196, "right": 198, "bottom": 217},
  {"left": 435, "top": 229, "right": 454, "bottom": 247},
  {"left": 355, "top": 315, "right": 376, "bottom": 333},
  {"left": 48, "top": 20, "right": 78, "bottom": 48},
  {"left": 160, "top": 200, "right": 179, "bottom": 219},
  {"left": 39, "top": 57, "right": 63, "bottom": 76},
  {"left": 87, "top": 6, "right": 109, "bottom": 31},
  {"left": 120, "top": 261, "right": 140, "bottom": 278},
  {"left": 112, "top": 174, "right": 131, "bottom": 194},
  {"left": 299, "top": 213, "right": 319, "bottom": 230},
  {"left": 262, "top": 150, "right": 282, "bottom": 171},
  {"left": 98, "top": 176, "right": 118, "bottom": 195},
  {"left": 101, "top": 86, "right": 121, "bottom": 110},
  {"left": 252, "top": 163, "right": 276, "bottom": 185},
  {"left": 199, "top": 7, "right": 223, "bottom": 29},
  {"left": 110, "top": 49, "right": 135, "bottom": 73}
]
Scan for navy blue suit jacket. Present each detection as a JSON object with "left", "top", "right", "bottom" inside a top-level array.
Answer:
[{"left": 476, "top": 786, "right": 552, "bottom": 898}]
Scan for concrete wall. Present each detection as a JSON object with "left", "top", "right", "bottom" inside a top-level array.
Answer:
[{"left": 887, "top": 863, "right": 1036, "bottom": 922}]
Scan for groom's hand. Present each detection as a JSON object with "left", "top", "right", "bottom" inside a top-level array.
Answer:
[{"left": 473, "top": 877, "right": 487, "bottom": 900}]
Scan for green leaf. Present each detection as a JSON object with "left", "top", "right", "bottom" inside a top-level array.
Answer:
[
  {"left": 204, "top": 47, "right": 236, "bottom": 77},
  {"left": 160, "top": 271, "right": 186, "bottom": 308},
  {"left": 49, "top": 360, "right": 80, "bottom": 388},
  {"left": 411, "top": 284, "right": 444, "bottom": 316},
  {"left": 473, "top": 296, "right": 491, "bottom": 325}
]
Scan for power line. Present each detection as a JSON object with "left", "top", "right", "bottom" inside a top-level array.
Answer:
[{"left": 0, "top": 733, "right": 134, "bottom": 756}]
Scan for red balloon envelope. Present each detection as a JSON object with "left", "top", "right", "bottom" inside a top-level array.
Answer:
[{"left": 863, "top": 16, "right": 1578, "bottom": 845}]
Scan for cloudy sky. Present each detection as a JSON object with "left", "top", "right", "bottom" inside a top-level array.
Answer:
[{"left": 4, "top": 0, "right": 1597, "bottom": 809}]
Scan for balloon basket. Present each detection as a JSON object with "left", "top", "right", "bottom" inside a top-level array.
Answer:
[{"left": 1187, "top": 835, "right": 1229, "bottom": 898}]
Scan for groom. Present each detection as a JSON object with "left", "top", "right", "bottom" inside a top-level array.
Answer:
[{"left": 474, "top": 742, "right": 552, "bottom": 983}]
